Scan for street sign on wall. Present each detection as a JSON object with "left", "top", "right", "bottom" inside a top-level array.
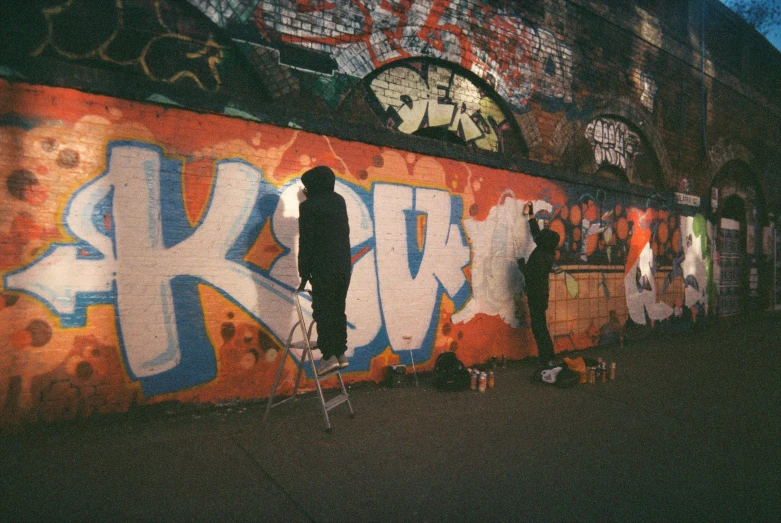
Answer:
[{"left": 675, "top": 192, "right": 701, "bottom": 207}]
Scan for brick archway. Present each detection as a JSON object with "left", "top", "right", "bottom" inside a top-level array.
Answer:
[
  {"left": 552, "top": 97, "right": 671, "bottom": 188},
  {"left": 712, "top": 159, "right": 769, "bottom": 315}
]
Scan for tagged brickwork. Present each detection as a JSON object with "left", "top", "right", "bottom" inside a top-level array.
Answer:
[
  {"left": 0, "top": 0, "right": 779, "bottom": 426},
  {"left": 0, "top": 80, "right": 708, "bottom": 425}
]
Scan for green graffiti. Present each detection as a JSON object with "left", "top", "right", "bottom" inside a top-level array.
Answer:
[
  {"left": 312, "top": 74, "right": 359, "bottom": 109},
  {"left": 694, "top": 214, "right": 718, "bottom": 306}
]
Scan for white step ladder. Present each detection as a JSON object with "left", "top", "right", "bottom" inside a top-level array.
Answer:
[{"left": 263, "top": 289, "right": 354, "bottom": 432}]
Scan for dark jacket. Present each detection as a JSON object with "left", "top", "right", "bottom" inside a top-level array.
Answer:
[
  {"left": 298, "top": 166, "right": 351, "bottom": 285},
  {"left": 520, "top": 218, "right": 560, "bottom": 309}
]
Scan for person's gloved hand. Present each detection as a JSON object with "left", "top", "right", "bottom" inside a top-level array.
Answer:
[{"left": 297, "top": 279, "right": 308, "bottom": 292}]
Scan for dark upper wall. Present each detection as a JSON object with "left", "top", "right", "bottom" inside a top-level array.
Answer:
[{"left": 1, "top": 0, "right": 779, "bottom": 215}]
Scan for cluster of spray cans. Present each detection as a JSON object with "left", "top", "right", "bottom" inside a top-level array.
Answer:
[
  {"left": 467, "top": 356, "right": 506, "bottom": 392},
  {"left": 468, "top": 368, "right": 495, "bottom": 392},
  {"left": 587, "top": 358, "right": 616, "bottom": 384}
]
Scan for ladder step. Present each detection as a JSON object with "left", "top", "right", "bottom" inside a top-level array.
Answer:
[
  {"left": 316, "top": 367, "right": 340, "bottom": 379},
  {"left": 324, "top": 394, "right": 350, "bottom": 411},
  {"left": 289, "top": 341, "right": 318, "bottom": 349}
]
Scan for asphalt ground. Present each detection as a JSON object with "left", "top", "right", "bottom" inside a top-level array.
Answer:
[{"left": 1, "top": 313, "right": 780, "bottom": 523}]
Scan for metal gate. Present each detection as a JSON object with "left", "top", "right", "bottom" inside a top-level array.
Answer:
[{"left": 718, "top": 218, "right": 741, "bottom": 317}]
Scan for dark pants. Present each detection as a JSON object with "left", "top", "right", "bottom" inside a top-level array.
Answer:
[
  {"left": 311, "top": 273, "right": 351, "bottom": 360},
  {"left": 529, "top": 302, "right": 554, "bottom": 364}
]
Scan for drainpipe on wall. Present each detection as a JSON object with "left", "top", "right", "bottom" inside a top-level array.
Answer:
[
  {"left": 701, "top": 0, "right": 721, "bottom": 316},
  {"left": 701, "top": 0, "right": 718, "bottom": 229},
  {"left": 701, "top": 0, "right": 708, "bottom": 161}
]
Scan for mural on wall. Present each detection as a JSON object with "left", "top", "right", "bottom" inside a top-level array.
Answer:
[
  {"left": 632, "top": 69, "right": 657, "bottom": 112},
  {"left": 21, "top": 0, "right": 227, "bottom": 92},
  {"left": 564, "top": 115, "right": 662, "bottom": 189},
  {"left": 366, "top": 60, "right": 513, "bottom": 152},
  {"left": 188, "top": 0, "right": 573, "bottom": 111},
  {"left": 4, "top": 140, "right": 472, "bottom": 397},
  {"left": 585, "top": 118, "right": 641, "bottom": 177},
  {"left": 1, "top": 80, "right": 711, "bottom": 425}
]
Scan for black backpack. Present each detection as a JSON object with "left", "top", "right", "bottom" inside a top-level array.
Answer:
[
  {"left": 433, "top": 351, "right": 470, "bottom": 391},
  {"left": 554, "top": 366, "right": 580, "bottom": 388}
]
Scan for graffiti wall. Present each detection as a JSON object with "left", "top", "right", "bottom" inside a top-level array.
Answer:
[
  {"left": 0, "top": 80, "right": 711, "bottom": 425},
  {"left": 365, "top": 59, "right": 516, "bottom": 153},
  {"left": 224, "top": 0, "right": 573, "bottom": 110}
]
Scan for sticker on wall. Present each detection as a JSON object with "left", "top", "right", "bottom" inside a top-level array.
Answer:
[{"left": 564, "top": 272, "right": 579, "bottom": 297}]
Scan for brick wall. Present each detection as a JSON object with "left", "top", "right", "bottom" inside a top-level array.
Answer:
[{"left": 1, "top": 0, "right": 778, "bottom": 426}]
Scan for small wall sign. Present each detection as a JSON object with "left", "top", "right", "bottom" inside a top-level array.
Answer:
[{"left": 675, "top": 192, "right": 701, "bottom": 207}]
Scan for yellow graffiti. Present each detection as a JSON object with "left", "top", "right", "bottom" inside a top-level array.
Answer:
[{"left": 32, "top": 0, "right": 223, "bottom": 92}]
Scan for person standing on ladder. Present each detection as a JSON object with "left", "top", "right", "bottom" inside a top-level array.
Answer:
[{"left": 297, "top": 166, "right": 352, "bottom": 375}]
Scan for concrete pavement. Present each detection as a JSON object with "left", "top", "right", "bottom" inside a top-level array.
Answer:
[{"left": 1, "top": 314, "right": 780, "bottom": 522}]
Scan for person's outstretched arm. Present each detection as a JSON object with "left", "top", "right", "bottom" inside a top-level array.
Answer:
[{"left": 526, "top": 202, "right": 540, "bottom": 241}]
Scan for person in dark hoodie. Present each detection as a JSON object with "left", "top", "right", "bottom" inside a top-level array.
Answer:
[
  {"left": 297, "top": 166, "right": 352, "bottom": 375},
  {"left": 518, "top": 202, "right": 560, "bottom": 368}
]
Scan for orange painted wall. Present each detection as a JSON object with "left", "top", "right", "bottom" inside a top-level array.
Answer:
[{"left": 1, "top": 80, "right": 703, "bottom": 426}]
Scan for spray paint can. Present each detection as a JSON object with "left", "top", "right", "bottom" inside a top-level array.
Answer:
[
  {"left": 470, "top": 370, "right": 478, "bottom": 390},
  {"left": 588, "top": 367, "right": 596, "bottom": 384},
  {"left": 609, "top": 362, "right": 616, "bottom": 380},
  {"left": 488, "top": 371, "right": 495, "bottom": 389},
  {"left": 501, "top": 354, "right": 507, "bottom": 368},
  {"left": 478, "top": 372, "right": 487, "bottom": 392}
]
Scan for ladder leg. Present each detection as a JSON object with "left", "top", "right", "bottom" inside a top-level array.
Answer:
[
  {"left": 293, "top": 338, "right": 312, "bottom": 397},
  {"left": 306, "top": 345, "right": 332, "bottom": 431},
  {"left": 289, "top": 347, "right": 307, "bottom": 397},
  {"left": 264, "top": 319, "right": 306, "bottom": 422},
  {"left": 295, "top": 292, "right": 333, "bottom": 431}
]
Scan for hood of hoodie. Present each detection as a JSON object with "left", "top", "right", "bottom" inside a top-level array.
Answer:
[
  {"left": 536, "top": 228, "right": 560, "bottom": 253},
  {"left": 301, "top": 166, "right": 335, "bottom": 196}
]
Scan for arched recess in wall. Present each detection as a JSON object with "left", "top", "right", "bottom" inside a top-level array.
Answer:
[
  {"left": 559, "top": 114, "right": 664, "bottom": 189},
  {"left": 711, "top": 159, "right": 769, "bottom": 315},
  {"left": 0, "top": 0, "right": 269, "bottom": 104},
  {"left": 337, "top": 57, "right": 528, "bottom": 156}
]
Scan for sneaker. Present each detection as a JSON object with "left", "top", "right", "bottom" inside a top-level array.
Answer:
[
  {"left": 337, "top": 354, "right": 349, "bottom": 369},
  {"left": 316, "top": 356, "right": 339, "bottom": 376}
]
